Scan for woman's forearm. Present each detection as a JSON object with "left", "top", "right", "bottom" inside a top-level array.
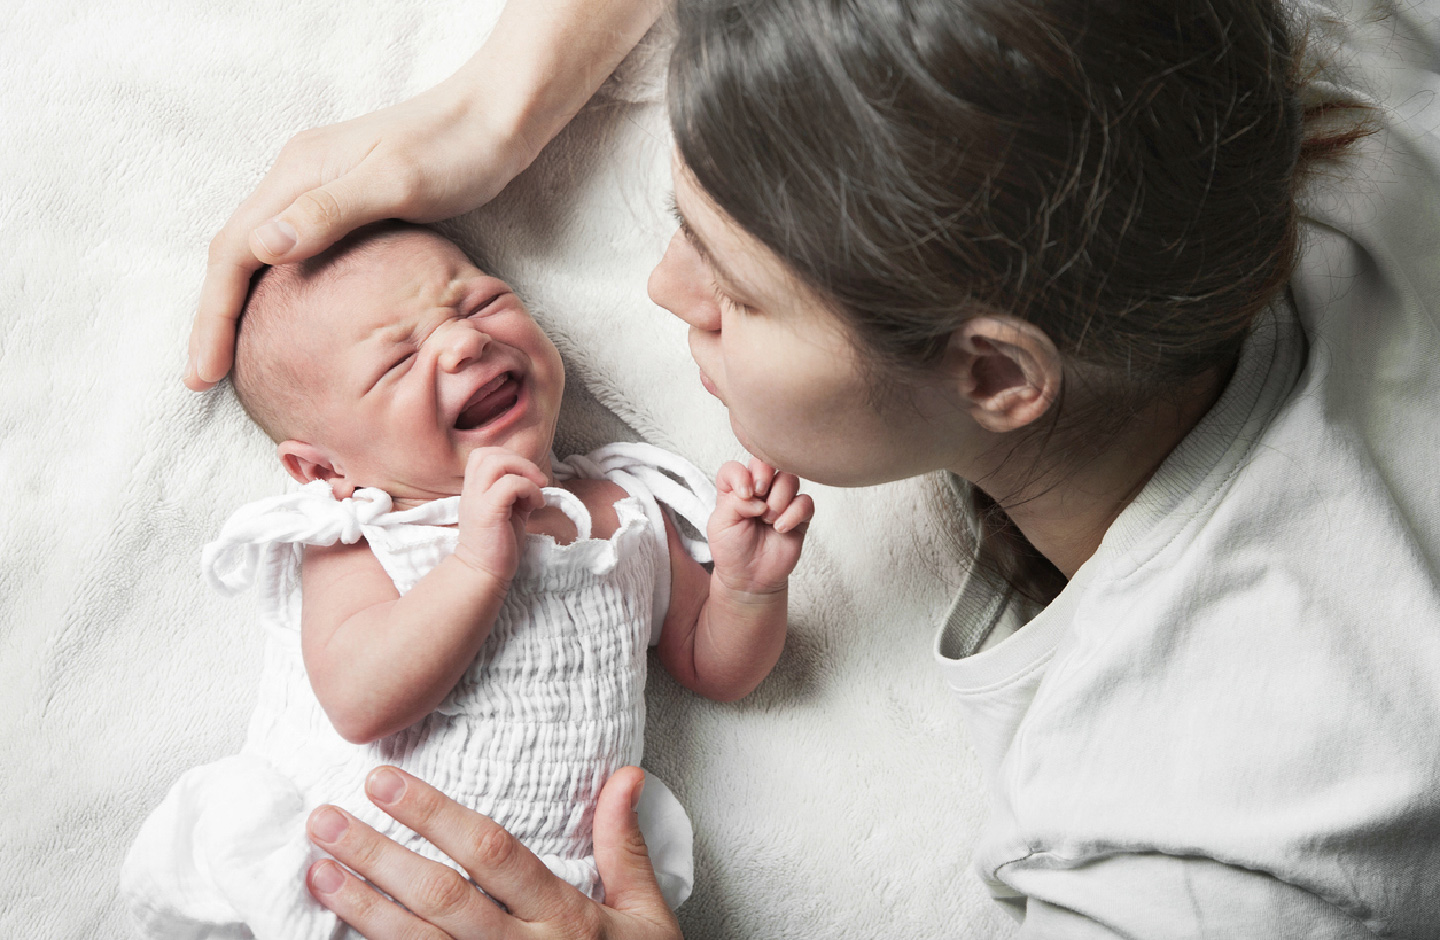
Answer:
[{"left": 448, "top": 0, "right": 668, "bottom": 171}]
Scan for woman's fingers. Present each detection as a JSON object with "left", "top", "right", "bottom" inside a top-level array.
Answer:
[
  {"left": 187, "top": 156, "right": 324, "bottom": 387},
  {"left": 306, "top": 858, "right": 454, "bottom": 940},
  {"left": 311, "top": 767, "right": 682, "bottom": 940},
  {"left": 253, "top": 156, "right": 408, "bottom": 265},
  {"left": 307, "top": 803, "right": 508, "bottom": 940},
  {"left": 362, "top": 766, "right": 586, "bottom": 923},
  {"left": 186, "top": 265, "right": 249, "bottom": 389},
  {"left": 591, "top": 768, "right": 674, "bottom": 921},
  {"left": 186, "top": 113, "right": 428, "bottom": 387}
]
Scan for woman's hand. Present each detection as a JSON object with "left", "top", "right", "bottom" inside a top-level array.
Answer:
[
  {"left": 186, "top": 0, "right": 666, "bottom": 391},
  {"left": 305, "top": 765, "right": 683, "bottom": 940},
  {"left": 186, "top": 74, "right": 535, "bottom": 392}
]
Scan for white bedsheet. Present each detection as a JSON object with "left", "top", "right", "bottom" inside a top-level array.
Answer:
[
  {"left": 0, "top": 2, "right": 1009, "bottom": 938},
  {"left": 9, "top": 0, "right": 1434, "bottom": 937}
]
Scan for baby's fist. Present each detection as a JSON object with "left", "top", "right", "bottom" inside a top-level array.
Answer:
[
  {"left": 454, "top": 448, "right": 547, "bottom": 582},
  {"left": 708, "top": 458, "right": 814, "bottom": 595}
]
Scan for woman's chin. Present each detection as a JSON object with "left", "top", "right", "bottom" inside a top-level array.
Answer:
[{"left": 728, "top": 422, "right": 799, "bottom": 478}]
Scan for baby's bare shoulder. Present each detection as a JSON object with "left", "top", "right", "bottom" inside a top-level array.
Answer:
[{"left": 563, "top": 476, "right": 628, "bottom": 540}]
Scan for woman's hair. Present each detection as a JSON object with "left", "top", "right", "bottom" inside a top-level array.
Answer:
[{"left": 669, "top": 0, "right": 1359, "bottom": 602}]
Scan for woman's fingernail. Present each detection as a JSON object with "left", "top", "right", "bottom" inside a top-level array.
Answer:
[
  {"left": 632, "top": 771, "right": 646, "bottom": 813},
  {"left": 367, "top": 766, "right": 406, "bottom": 805},
  {"left": 254, "top": 218, "right": 297, "bottom": 257},
  {"left": 310, "top": 860, "right": 346, "bottom": 895},
  {"left": 309, "top": 806, "right": 349, "bottom": 844}
]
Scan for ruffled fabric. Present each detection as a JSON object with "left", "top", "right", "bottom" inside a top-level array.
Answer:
[
  {"left": 555, "top": 442, "right": 716, "bottom": 644},
  {"left": 201, "top": 482, "right": 448, "bottom": 595},
  {"left": 120, "top": 756, "right": 331, "bottom": 940}
]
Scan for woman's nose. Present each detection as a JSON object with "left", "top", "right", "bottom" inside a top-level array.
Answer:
[
  {"left": 436, "top": 319, "right": 488, "bottom": 373},
  {"left": 648, "top": 230, "right": 722, "bottom": 333}
]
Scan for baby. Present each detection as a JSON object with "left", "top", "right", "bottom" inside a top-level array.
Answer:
[{"left": 121, "top": 222, "right": 813, "bottom": 940}]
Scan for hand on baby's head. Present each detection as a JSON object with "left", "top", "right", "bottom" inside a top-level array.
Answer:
[{"left": 231, "top": 222, "right": 566, "bottom": 506}]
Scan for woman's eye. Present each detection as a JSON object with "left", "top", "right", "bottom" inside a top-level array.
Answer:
[{"left": 711, "top": 282, "right": 752, "bottom": 316}]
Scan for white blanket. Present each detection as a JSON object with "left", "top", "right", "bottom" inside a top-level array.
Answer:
[
  {"left": 9, "top": 1, "right": 1434, "bottom": 937},
  {"left": 0, "top": 2, "right": 1010, "bottom": 938}
]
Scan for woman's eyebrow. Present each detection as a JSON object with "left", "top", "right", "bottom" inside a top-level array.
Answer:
[{"left": 668, "top": 194, "right": 748, "bottom": 295}]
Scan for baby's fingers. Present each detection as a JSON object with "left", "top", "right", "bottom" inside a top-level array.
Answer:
[
  {"left": 748, "top": 458, "right": 776, "bottom": 499},
  {"left": 714, "top": 472, "right": 771, "bottom": 523},
  {"left": 761, "top": 472, "right": 801, "bottom": 525},
  {"left": 481, "top": 474, "right": 545, "bottom": 519},
  {"left": 715, "top": 460, "right": 756, "bottom": 499},
  {"left": 772, "top": 493, "right": 815, "bottom": 535},
  {"left": 464, "top": 447, "right": 548, "bottom": 493}
]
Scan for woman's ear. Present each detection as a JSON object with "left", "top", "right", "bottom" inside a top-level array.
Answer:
[
  {"left": 276, "top": 441, "right": 356, "bottom": 497},
  {"left": 946, "top": 316, "right": 1062, "bottom": 433}
]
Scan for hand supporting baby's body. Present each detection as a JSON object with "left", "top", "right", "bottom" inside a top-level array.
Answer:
[{"left": 123, "top": 223, "right": 814, "bottom": 940}]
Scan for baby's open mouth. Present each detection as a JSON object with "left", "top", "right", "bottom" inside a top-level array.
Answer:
[{"left": 455, "top": 373, "right": 520, "bottom": 431}]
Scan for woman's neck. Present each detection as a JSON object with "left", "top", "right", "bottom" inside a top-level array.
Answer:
[{"left": 971, "top": 372, "right": 1227, "bottom": 579}]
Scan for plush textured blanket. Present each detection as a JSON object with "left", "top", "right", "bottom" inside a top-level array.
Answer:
[
  {"left": 9, "top": 1, "right": 1436, "bottom": 937},
  {"left": 1, "top": 1, "right": 1011, "bottom": 937}
]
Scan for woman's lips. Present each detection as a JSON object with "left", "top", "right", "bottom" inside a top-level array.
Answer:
[{"left": 455, "top": 373, "right": 521, "bottom": 430}]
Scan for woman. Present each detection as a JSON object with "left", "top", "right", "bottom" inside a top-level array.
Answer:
[{"left": 185, "top": 0, "right": 1440, "bottom": 936}]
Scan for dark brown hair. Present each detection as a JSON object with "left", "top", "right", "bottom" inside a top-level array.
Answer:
[{"left": 669, "top": 0, "right": 1357, "bottom": 602}]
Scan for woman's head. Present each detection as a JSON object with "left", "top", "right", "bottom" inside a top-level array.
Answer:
[
  {"left": 664, "top": 0, "right": 1304, "bottom": 395},
  {"left": 654, "top": 0, "right": 1315, "bottom": 595}
]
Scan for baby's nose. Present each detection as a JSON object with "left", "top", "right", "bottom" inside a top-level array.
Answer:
[{"left": 437, "top": 320, "right": 488, "bottom": 372}]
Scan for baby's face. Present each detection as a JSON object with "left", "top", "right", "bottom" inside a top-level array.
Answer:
[{"left": 293, "top": 232, "right": 564, "bottom": 502}]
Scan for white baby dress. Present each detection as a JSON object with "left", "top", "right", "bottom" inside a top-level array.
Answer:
[{"left": 121, "top": 442, "right": 713, "bottom": 940}]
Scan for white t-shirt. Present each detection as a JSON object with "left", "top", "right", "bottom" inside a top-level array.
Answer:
[{"left": 934, "top": 2, "right": 1440, "bottom": 937}]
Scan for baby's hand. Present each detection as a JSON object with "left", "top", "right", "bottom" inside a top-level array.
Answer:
[
  {"left": 453, "top": 448, "right": 547, "bottom": 584},
  {"left": 708, "top": 459, "right": 815, "bottom": 595}
]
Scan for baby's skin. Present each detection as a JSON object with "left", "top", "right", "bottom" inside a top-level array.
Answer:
[{"left": 237, "top": 225, "right": 814, "bottom": 744}]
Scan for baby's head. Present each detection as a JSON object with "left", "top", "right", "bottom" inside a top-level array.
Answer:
[{"left": 233, "top": 222, "right": 565, "bottom": 503}]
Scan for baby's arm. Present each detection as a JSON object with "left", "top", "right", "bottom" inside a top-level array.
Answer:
[
  {"left": 300, "top": 448, "right": 545, "bottom": 744},
  {"left": 657, "top": 459, "right": 814, "bottom": 702}
]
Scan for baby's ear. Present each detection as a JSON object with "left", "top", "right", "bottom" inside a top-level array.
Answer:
[{"left": 277, "top": 441, "right": 349, "bottom": 493}]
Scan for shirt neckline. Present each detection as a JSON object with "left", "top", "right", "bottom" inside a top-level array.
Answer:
[{"left": 935, "top": 302, "right": 1305, "bottom": 688}]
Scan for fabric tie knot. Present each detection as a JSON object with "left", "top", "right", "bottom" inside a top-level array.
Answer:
[{"left": 201, "top": 481, "right": 397, "bottom": 595}]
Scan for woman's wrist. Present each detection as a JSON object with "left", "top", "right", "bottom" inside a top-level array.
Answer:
[
  {"left": 444, "top": 0, "right": 666, "bottom": 181},
  {"left": 440, "top": 59, "right": 554, "bottom": 180}
]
